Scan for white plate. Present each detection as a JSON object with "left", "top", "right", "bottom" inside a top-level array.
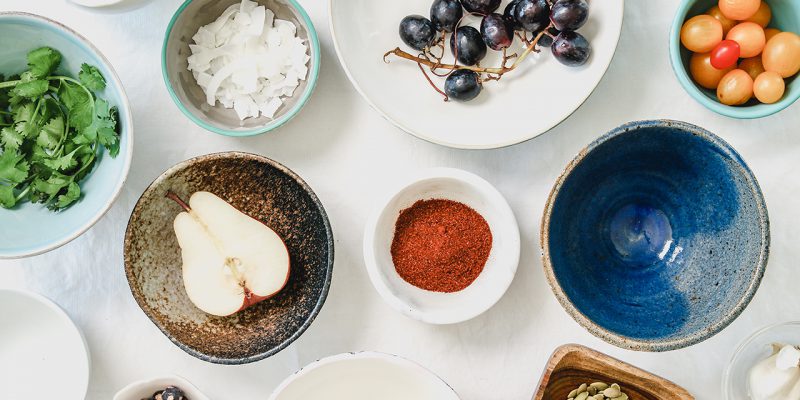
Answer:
[
  {"left": 363, "top": 168, "right": 520, "bottom": 324},
  {"left": 269, "top": 352, "right": 460, "bottom": 400},
  {"left": 330, "top": 0, "right": 624, "bottom": 149},
  {"left": 0, "top": 289, "right": 90, "bottom": 398},
  {"left": 113, "top": 375, "right": 210, "bottom": 400}
]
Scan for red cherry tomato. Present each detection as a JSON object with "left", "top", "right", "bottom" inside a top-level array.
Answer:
[{"left": 711, "top": 40, "right": 741, "bottom": 70}]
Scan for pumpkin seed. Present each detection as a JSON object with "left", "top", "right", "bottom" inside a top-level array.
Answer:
[
  {"left": 568, "top": 388, "right": 579, "bottom": 398},
  {"left": 587, "top": 386, "right": 598, "bottom": 396},
  {"left": 590, "top": 382, "right": 609, "bottom": 391},
  {"left": 603, "top": 384, "right": 621, "bottom": 398},
  {"left": 592, "top": 395, "right": 605, "bottom": 400},
  {"left": 611, "top": 394, "right": 628, "bottom": 400},
  {"left": 575, "top": 392, "right": 589, "bottom": 400}
]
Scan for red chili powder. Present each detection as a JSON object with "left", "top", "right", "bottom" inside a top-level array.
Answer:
[{"left": 390, "top": 199, "right": 492, "bottom": 293}]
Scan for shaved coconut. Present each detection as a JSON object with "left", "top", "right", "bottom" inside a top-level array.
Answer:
[{"left": 187, "top": 0, "right": 309, "bottom": 120}]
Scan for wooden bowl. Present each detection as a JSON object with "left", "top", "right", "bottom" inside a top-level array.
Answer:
[{"left": 533, "top": 344, "right": 693, "bottom": 400}]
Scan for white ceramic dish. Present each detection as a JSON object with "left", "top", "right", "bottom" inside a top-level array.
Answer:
[
  {"left": 363, "top": 168, "right": 520, "bottom": 324},
  {"left": 269, "top": 351, "right": 460, "bottom": 400},
  {"left": 723, "top": 321, "right": 800, "bottom": 400},
  {"left": 113, "top": 375, "right": 210, "bottom": 400},
  {"left": 329, "top": 0, "right": 624, "bottom": 149},
  {"left": 0, "top": 289, "right": 90, "bottom": 399}
]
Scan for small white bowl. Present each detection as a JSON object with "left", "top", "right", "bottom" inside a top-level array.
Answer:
[
  {"left": 113, "top": 375, "right": 209, "bottom": 400},
  {"left": 363, "top": 168, "right": 520, "bottom": 324},
  {"left": 269, "top": 351, "right": 460, "bottom": 400}
]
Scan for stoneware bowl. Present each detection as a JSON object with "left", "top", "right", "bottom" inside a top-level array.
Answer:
[
  {"left": 124, "top": 152, "right": 334, "bottom": 364},
  {"left": 0, "top": 289, "right": 90, "bottom": 399},
  {"left": 669, "top": 0, "right": 800, "bottom": 118},
  {"left": 542, "top": 120, "right": 769, "bottom": 351},
  {"left": 0, "top": 12, "right": 133, "bottom": 258},
  {"left": 533, "top": 344, "right": 693, "bottom": 400},
  {"left": 363, "top": 168, "right": 520, "bottom": 325},
  {"left": 162, "top": 0, "right": 320, "bottom": 136},
  {"left": 113, "top": 375, "right": 209, "bottom": 400},
  {"left": 723, "top": 322, "right": 800, "bottom": 400},
  {"left": 268, "top": 352, "right": 461, "bottom": 400}
]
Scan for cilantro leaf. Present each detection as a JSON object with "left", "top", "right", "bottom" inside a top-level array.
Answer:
[
  {"left": 0, "top": 185, "right": 16, "bottom": 208},
  {"left": 27, "top": 47, "right": 62, "bottom": 79},
  {"left": 54, "top": 181, "right": 80, "bottom": 210},
  {"left": 43, "top": 153, "right": 78, "bottom": 172},
  {"left": 11, "top": 80, "right": 49, "bottom": 98},
  {"left": 32, "top": 174, "right": 70, "bottom": 198},
  {"left": 1, "top": 127, "right": 25, "bottom": 151},
  {"left": 0, "top": 149, "right": 30, "bottom": 184},
  {"left": 58, "top": 81, "right": 93, "bottom": 130},
  {"left": 78, "top": 64, "right": 106, "bottom": 91},
  {"left": 36, "top": 116, "right": 64, "bottom": 150}
]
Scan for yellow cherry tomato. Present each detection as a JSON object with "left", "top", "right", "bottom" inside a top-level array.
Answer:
[
  {"left": 764, "top": 28, "right": 781, "bottom": 42},
  {"left": 753, "top": 71, "right": 785, "bottom": 104},
  {"left": 708, "top": 6, "right": 737, "bottom": 35},
  {"left": 727, "top": 22, "right": 766, "bottom": 57},
  {"left": 691, "top": 52, "right": 734, "bottom": 89},
  {"left": 681, "top": 15, "right": 724, "bottom": 53},
  {"left": 739, "top": 57, "right": 765, "bottom": 80},
  {"left": 719, "top": 0, "right": 761, "bottom": 21},
  {"left": 745, "top": 1, "right": 771, "bottom": 27},
  {"left": 717, "top": 69, "right": 754, "bottom": 105},
  {"left": 762, "top": 32, "right": 800, "bottom": 77}
]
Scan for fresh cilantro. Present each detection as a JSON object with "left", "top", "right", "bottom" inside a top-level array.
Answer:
[
  {"left": 0, "top": 47, "right": 121, "bottom": 211},
  {"left": 78, "top": 64, "right": 106, "bottom": 91}
]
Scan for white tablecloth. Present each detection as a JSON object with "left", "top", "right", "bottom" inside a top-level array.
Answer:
[{"left": 1, "top": 1, "right": 798, "bottom": 399}]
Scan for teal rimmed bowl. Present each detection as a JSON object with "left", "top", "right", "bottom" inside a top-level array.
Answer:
[
  {"left": 669, "top": 0, "right": 800, "bottom": 119},
  {"left": 0, "top": 12, "right": 133, "bottom": 259},
  {"left": 162, "top": 0, "right": 320, "bottom": 137}
]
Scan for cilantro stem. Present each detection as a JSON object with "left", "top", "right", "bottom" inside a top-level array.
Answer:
[
  {"left": 0, "top": 80, "right": 21, "bottom": 89},
  {"left": 0, "top": 110, "right": 12, "bottom": 115},
  {"left": 47, "top": 76, "right": 94, "bottom": 100},
  {"left": 14, "top": 185, "right": 30, "bottom": 202}
]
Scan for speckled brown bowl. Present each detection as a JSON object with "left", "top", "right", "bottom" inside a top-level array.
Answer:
[{"left": 124, "top": 152, "right": 333, "bottom": 364}]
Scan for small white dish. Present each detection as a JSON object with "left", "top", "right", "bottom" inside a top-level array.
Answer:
[
  {"left": 363, "top": 168, "right": 520, "bottom": 324},
  {"left": 329, "top": 0, "right": 624, "bottom": 149},
  {"left": 0, "top": 289, "right": 90, "bottom": 399},
  {"left": 113, "top": 375, "right": 209, "bottom": 400},
  {"left": 269, "top": 351, "right": 460, "bottom": 400}
]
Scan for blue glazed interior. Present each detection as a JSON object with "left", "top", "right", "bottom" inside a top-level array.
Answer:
[{"left": 548, "top": 122, "right": 765, "bottom": 343}]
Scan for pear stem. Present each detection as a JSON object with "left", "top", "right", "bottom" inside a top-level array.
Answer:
[{"left": 165, "top": 191, "right": 191, "bottom": 212}]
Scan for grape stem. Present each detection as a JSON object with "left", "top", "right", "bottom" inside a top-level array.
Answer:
[{"left": 383, "top": 23, "right": 552, "bottom": 76}]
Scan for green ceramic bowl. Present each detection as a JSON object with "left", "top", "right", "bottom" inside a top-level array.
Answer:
[
  {"left": 669, "top": 0, "right": 800, "bottom": 118},
  {"left": 0, "top": 12, "right": 133, "bottom": 259},
  {"left": 162, "top": 0, "right": 320, "bottom": 137}
]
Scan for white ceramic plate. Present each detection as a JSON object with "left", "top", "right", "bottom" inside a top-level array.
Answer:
[
  {"left": 269, "top": 352, "right": 460, "bottom": 400},
  {"left": 330, "top": 0, "right": 624, "bottom": 149},
  {"left": 363, "top": 168, "right": 520, "bottom": 324},
  {"left": 113, "top": 375, "right": 210, "bottom": 400},
  {"left": 0, "top": 289, "right": 90, "bottom": 398}
]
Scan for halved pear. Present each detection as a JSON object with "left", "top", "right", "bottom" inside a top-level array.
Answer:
[{"left": 168, "top": 191, "right": 290, "bottom": 317}]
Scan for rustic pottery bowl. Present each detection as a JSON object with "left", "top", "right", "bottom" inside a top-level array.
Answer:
[
  {"left": 542, "top": 120, "right": 769, "bottom": 351},
  {"left": 669, "top": 0, "right": 800, "bottom": 118},
  {"left": 363, "top": 168, "right": 520, "bottom": 325},
  {"left": 533, "top": 344, "right": 693, "bottom": 400},
  {"left": 124, "top": 152, "right": 333, "bottom": 364},
  {"left": 162, "top": 0, "right": 320, "bottom": 136},
  {"left": 113, "top": 375, "right": 209, "bottom": 400},
  {"left": 723, "top": 321, "right": 800, "bottom": 400},
  {"left": 268, "top": 352, "right": 461, "bottom": 400},
  {"left": 0, "top": 12, "right": 133, "bottom": 258}
]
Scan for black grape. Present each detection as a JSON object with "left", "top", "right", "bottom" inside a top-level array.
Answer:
[
  {"left": 450, "top": 26, "right": 488, "bottom": 66},
  {"left": 399, "top": 15, "right": 437, "bottom": 51},
  {"left": 445, "top": 69, "right": 482, "bottom": 101}
]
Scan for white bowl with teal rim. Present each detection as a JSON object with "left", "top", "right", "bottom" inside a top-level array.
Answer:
[
  {"left": 162, "top": 0, "right": 320, "bottom": 137},
  {"left": 0, "top": 12, "right": 133, "bottom": 259}
]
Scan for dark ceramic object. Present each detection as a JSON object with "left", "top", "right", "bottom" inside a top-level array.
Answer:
[
  {"left": 541, "top": 120, "right": 769, "bottom": 351},
  {"left": 124, "top": 152, "right": 333, "bottom": 364}
]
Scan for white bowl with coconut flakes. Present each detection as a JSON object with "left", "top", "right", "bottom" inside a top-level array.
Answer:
[{"left": 162, "top": 0, "right": 319, "bottom": 137}]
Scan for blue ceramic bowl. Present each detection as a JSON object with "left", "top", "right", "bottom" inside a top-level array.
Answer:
[
  {"left": 0, "top": 13, "right": 133, "bottom": 259},
  {"left": 542, "top": 120, "right": 769, "bottom": 351},
  {"left": 669, "top": 0, "right": 800, "bottom": 119}
]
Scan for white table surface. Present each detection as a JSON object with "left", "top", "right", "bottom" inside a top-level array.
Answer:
[{"left": 1, "top": 0, "right": 798, "bottom": 399}]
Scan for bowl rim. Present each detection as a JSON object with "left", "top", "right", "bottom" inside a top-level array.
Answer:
[
  {"left": 123, "top": 151, "right": 335, "bottom": 364},
  {"left": 722, "top": 321, "right": 800, "bottom": 399},
  {"left": 362, "top": 167, "right": 521, "bottom": 324},
  {"left": 267, "top": 351, "right": 461, "bottom": 400},
  {"left": 540, "top": 119, "right": 771, "bottom": 352},
  {"left": 668, "top": 0, "right": 800, "bottom": 119},
  {"left": 160, "top": 0, "right": 321, "bottom": 137},
  {"left": 327, "top": 0, "right": 626, "bottom": 150},
  {"left": 0, "top": 12, "right": 134, "bottom": 259},
  {"left": 0, "top": 288, "right": 92, "bottom": 398}
]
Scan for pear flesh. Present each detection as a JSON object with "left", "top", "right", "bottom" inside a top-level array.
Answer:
[{"left": 170, "top": 191, "right": 290, "bottom": 317}]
